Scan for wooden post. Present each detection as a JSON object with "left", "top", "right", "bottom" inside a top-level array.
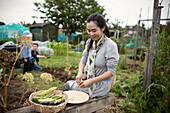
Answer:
[
  {"left": 47, "top": 32, "right": 50, "bottom": 48},
  {"left": 133, "top": 20, "right": 140, "bottom": 70},
  {"left": 114, "top": 30, "right": 117, "bottom": 39},
  {"left": 155, "top": 6, "right": 164, "bottom": 52},
  {"left": 125, "top": 46, "right": 127, "bottom": 64},
  {"left": 78, "top": 36, "right": 80, "bottom": 58},
  {"left": 139, "top": 29, "right": 144, "bottom": 65},
  {"left": 119, "top": 30, "right": 125, "bottom": 53},
  {"left": 66, "top": 33, "right": 69, "bottom": 65},
  {"left": 133, "top": 8, "right": 142, "bottom": 70},
  {"left": 143, "top": 49, "right": 149, "bottom": 91},
  {"left": 82, "top": 29, "right": 84, "bottom": 51},
  {"left": 2, "top": 66, "right": 7, "bottom": 112},
  {"left": 117, "top": 30, "right": 120, "bottom": 40},
  {"left": 143, "top": 0, "right": 159, "bottom": 90},
  {"left": 78, "top": 36, "right": 79, "bottom": 52},
  {"left": 144, "top": 29, "right": 147, "bottom": 46},
  {"left": 16, "top": 40, "right": 18, "bottom": 58}
]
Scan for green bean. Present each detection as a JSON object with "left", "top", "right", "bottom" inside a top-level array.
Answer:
[{"left": 38, "top": 87, "right": 57, "bottom": 96}]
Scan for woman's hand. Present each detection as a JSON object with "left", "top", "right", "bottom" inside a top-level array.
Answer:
[
  {"left": 76, "top": 73, "right": 83, "bottom": 84},
  {"left": 80, "top": 79, "right": 93, "bottom": 88}
]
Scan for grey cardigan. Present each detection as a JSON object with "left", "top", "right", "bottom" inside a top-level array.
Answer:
[
  {"left": 63, "top": 38, "right": 119, "bottom": 98},
  {"left": 81, "top": 38, "right": 119, "bottom": 80}
]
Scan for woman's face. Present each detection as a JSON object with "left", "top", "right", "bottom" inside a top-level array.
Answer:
[{"left": 86, "top": 21, "right": 104, "bottom": 42}]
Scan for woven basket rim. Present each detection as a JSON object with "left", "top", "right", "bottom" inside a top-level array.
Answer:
[{"left": 29, "top": 90, "right": 68, "bottom": 112}]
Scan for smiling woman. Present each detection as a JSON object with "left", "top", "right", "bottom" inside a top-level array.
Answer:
[{"left": 62, "top": 13, "right": 119, "bottom": 98}]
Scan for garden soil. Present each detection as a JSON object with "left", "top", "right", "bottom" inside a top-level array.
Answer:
[
  {"left": 0, "top": 67, "right": 77, "bottom": 113},
  {"left": 0, "top": 66, "right": 142, "bottom": 112}
]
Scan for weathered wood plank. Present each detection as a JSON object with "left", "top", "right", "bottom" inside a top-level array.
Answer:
[
  {"left": 95, "top": 108, "right": 105, "bottom": 113},
  {"left": 6, "top": 106, "right": 35, "bottom": 113},
  {"left": 6, "top": 93, "right": 114, "bottom": 113}
]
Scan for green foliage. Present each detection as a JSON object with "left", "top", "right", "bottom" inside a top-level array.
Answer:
[
  {"left": 137, "top": 30, "right": 170, "bottom": 113},
  {"left": 152, "top": 31, "right": 169, "bottom": 86},
  {"left": 71, "top": 68, "right": 78, "bottom": 80},
  {"left": 110, "top": 71, "right": 143, "bottom": 97},
  {"left": 135, "top": 83, "right": 168, "bottom": 113},
  {"left": 117, "top": 55, "right": 128, "bottom": 70},
  {"left": 110, "top": 37, "right": 120, "bottom": 48},
  {"left": 71, "top": 74, "right": 76, "bottom": 80},
  {"left": 16, "top": 71, "right": 63, "bottom": 90},
  {"left": 110, "top": 37, "right": 125, "bottom": 54},
  {"left": 34, "top": 0, "right": 106, "bottom": 34},
  {"left": 110, "top": 70, "right": 143, "bottom": 112},
  {"left": 0, "top": 38, "right": 17, "bottom": 45},
  {"left": 49, "top": 40, "right": 71, "bottom": 55},
  {"left": 134, "top": 31, "right": 169, "bottom": 113},
  {"left": 110, "top": 31, "right": 169, "bottom": 113},
  {"left": 136, "top": 46, "right": 146, "bottom": 61}
]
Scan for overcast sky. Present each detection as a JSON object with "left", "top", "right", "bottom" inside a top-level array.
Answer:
[{"left": 0, "top": 0, "right": 169, "bottom": 28}]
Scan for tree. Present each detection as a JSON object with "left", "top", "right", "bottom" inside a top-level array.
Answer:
[
  {"left": 34, "top": 0, "right": 106, "bottom": 34},
  {"left": 110, "top": 19, "right": 123, "bottom": 30},
  {"left": 0, "top": 21, "right": 5, "bottom": 25}
]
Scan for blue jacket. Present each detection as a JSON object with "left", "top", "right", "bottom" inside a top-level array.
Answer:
[{"left": 20, "top": 44, "right": 31, "bottom": 58}]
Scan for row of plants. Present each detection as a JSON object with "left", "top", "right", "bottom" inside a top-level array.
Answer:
[
  {"left": 48, "top": 40, "right": 72, "bottom": 55},
  {"left": 110, "top": 31, "right": 169, "bottom": 113}
]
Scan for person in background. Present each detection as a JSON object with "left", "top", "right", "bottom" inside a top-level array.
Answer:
[
  {"left": 29, "top": 43, "right": 46, "bottom": 71},
  {"left": 20, "top": 30, "right": 32, "bottom": 75}
]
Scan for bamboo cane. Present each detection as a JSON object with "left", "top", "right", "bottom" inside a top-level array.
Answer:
[
  {"left": 16, "top": 40, "right": 18, "bottom": 58},
  {"left": 7, "top": 44, "right": 25, "bottom": 85},
  {"left": 2, "top": 65, "right": 7, "bottom": 112},
  {"left": 66, "top": 34, "right": 69, "bottom": 67},
  {"left": 78, "top": 36, "right": 79, "bottom": 58},
  {"left": 82, "top": 29, "right": 84, "bottom": 51}
]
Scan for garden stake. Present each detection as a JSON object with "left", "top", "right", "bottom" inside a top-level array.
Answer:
[
  {"left": 7, "top": 44, "right": 25, "bottom": 86},
  {"left": 0, "top": 36, "right": 33, "bottom": 111},
  {"left": 18, "top": 82, "right": 26, "bottom": 108},
  {"left": 16, "top": 40, "right": 18, "bottom": 58},
  {"left": 82, "top": 29, "right": 84, "bottom": 51},
  {"left": 78, "top": 36, "right": 79, "bottom": 58},
  {"left": 3, "top": 65, "right": 7, "bottom": 112},
  {"left": 47, "top": 32, "right": 50, "bottom": 48},
  {"left": 34, "top": 80, "right": 46, "bottom": 92}
]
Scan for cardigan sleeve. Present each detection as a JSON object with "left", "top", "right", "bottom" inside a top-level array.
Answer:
[{"left": 105, "top": 41, "right": 119, "bottom": 76}]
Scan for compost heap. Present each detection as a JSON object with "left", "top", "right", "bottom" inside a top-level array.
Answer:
[{"left": 0, "top": 49, "right": 16, "bottom": 67}]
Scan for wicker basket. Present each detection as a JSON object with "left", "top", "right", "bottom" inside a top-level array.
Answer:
[{"left": 29, "top": 90, "right": 68, "bottom": 113}]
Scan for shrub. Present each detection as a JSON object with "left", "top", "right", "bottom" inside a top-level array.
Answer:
[
  {"left": 110, "top": 37, "right": 125, "bottom": 54},
  {"left": 49, "top": 40, "right": 71, "bottom": 55},
  {"left": 0, "top": 38, "right": 17, "bottom": 45}
]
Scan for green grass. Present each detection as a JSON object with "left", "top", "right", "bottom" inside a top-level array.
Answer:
[
  {"left": 11, "top": 51, "right": 82, "bottom": 90},
  {"left": 40, "top": 52, "right": 82, "bottom": 69}
]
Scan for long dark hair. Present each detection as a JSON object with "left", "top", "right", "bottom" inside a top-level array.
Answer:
[{"left": 86, "top": 13, "right": 110, "bottom": 52}]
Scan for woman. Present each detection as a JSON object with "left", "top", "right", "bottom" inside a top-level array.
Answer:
[{"left": 62, "top": 13, "right": 119, "bottom": 98}]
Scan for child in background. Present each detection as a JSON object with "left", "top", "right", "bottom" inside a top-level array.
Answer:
[{"left": 20, "top": 31, "right": 32, "bottom": 74}]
